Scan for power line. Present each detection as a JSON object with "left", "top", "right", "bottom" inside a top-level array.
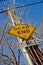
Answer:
[
  {"left": 16, "top": 1, "right": 43, "bottom": 8},
  {"left": 0, "top": 1, "right": 43, "bottom": 14},
  {"left": 0, "top": 9, "right": 7, "bottom": 13}
]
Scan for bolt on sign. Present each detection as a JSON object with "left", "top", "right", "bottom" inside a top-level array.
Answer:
[{"left": 6, "top": 24, "right": 35, "bottom": 40}]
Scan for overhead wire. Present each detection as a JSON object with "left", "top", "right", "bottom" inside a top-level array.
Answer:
[
  {"left": 16, "top": 1, "right": 43, "bottom": 8},
  {"left": 0, "top": 1, "right": 43, "bottom": 13}
]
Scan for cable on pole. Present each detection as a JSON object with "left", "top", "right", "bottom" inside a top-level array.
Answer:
[{"left": 16, "top": 1, "right": 43, "bottom": 8}]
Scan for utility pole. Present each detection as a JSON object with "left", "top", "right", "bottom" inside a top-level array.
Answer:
[{"left": 6, "top": 7, "right": 33, "bottom": 65}]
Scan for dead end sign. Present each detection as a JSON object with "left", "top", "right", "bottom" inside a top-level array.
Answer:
[{"left": 6, "top": 24, "right": 35, "bottom": 40}]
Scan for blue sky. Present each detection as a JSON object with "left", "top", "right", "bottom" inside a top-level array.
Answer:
[
  {"left": 0, "top": 0, "right": 43, "bottom": 65},
  {"left": 0, "top": 0, "right": 43, "bottom": 26}
]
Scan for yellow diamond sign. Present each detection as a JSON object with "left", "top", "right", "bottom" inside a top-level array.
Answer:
[{"left": 6, "top": 24, "right": 35, "bottom": 40}]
